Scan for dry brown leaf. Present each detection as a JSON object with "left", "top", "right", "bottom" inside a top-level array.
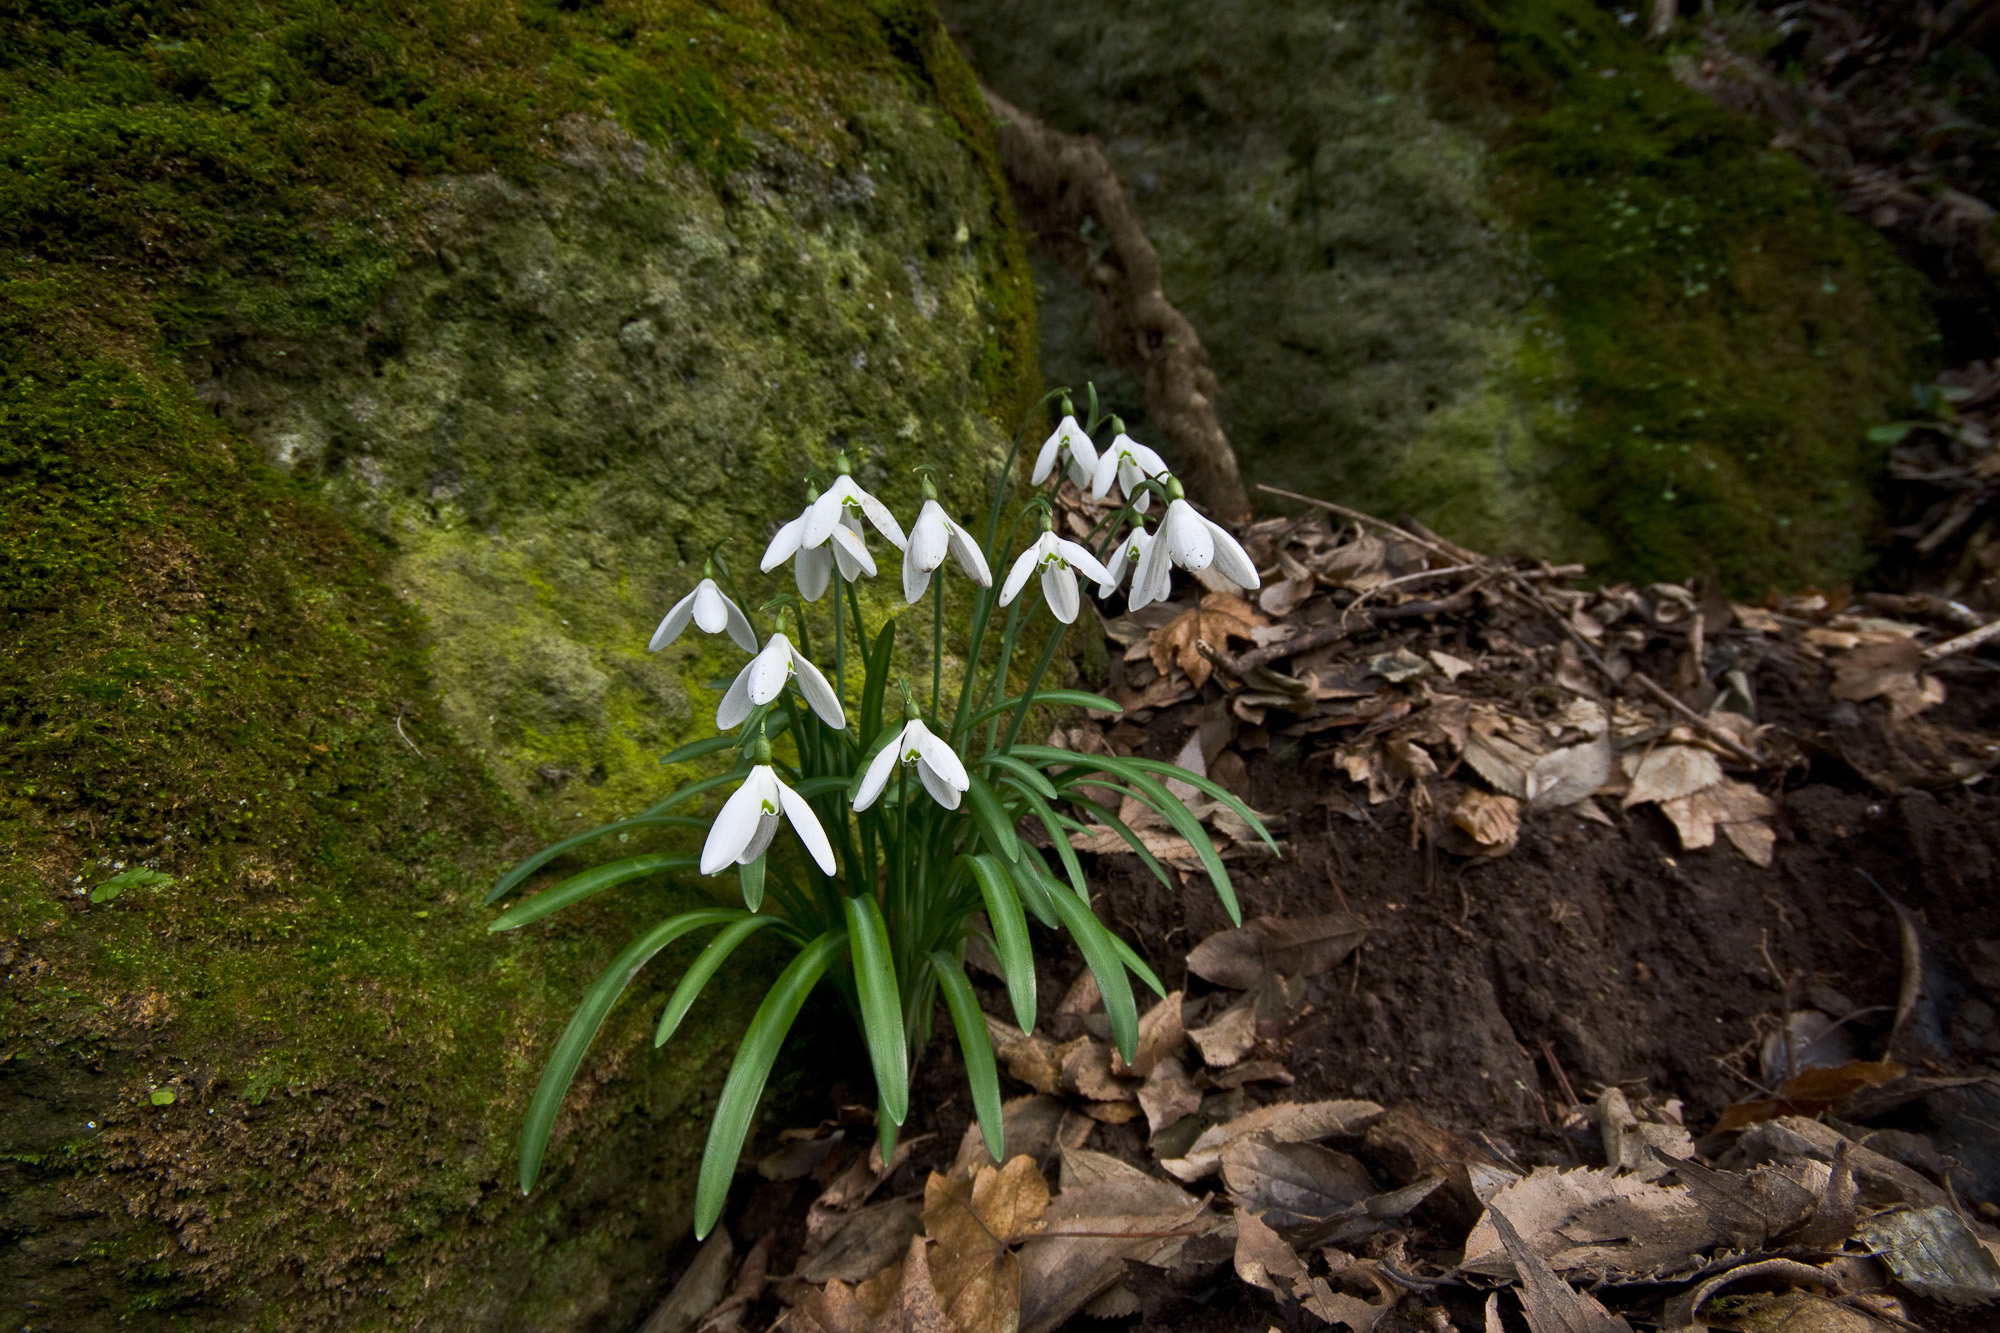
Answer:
[
  {"left": 1260, "top": 576, "right": 1315, "bottom": 618},
  {"left": 984, "top": 1017, "right": 1062, "bottom": 1096},
  {"left": 1111, "top": 991, "right": 1184, "bottom": 1079},
  {"left": 1222, "top": 1139, "right": 1377, "bottom": 1229},
  {"left": 789, "top": 1279, "right": 870, "bottom": 1333},
  {"left": 921, "top": 1159, "right": 1049, "bottom": 1333},
  {"left": 1067, "top": 823, "right": 1204, "bottom": 870},
  {"left": 1186, "top": 915, "right": 1369, "bottom": 989},
  {"left": 1713, "top": 1060, "right": 1908, "bottom": 1131},
  {"left": 1830, "top": 640, "right": 1947, "bottom": 722},
  {"left": 892, "top": 1235, "right": 957, "bottom": 1333},
  {"left": 1150, "top": 592, "right": 1268, "bottom": 689},
  {"left": 1059, "top": 1039, "right": 1136, "bottom": 1103},
  {"left": 1232, "top": 1204, "right": 1309, "bottom": 1296},
  {"left": 1207, "top": 1059, "right": 1296, "bottom": 1090},
  {"left": 949, "top": 1095, "right": 1077, "bottom": 1177},
  {"left": 638, "top": 1225, "right": 733, "bottom": 1333},
  {"left": 1316, "top": 529, "right": 1388, "bottom": 590},
  {"left": 1622, "top": 745, "right": 1724, "bottom": 808},
  {"left": 1430, "top": 649, "right": 1475, "bottom": 680},
  {"left": 1016, "top": 1149, "right": 1207, "bottom": 1333},
  {"left": 1186, "top": 995, "right": 1259, "bottom": 1069},
  {"left": 1488, "top": 1208, "right": 1636, "bottom": 1333},
  {"left": 1722, "top": 818, "right": 1777, "bottom": 867},
  {"left": 794, "top": 1198, "right": 923, "bottom": 1284},
  {"left": 1462, "top": 1166, "right": 1713, "bottom": 1281},
  {"left": 1464, "top": 709, "right": 1546, "bottom": 798},
  {"left": 1527, "top": 735, "right": 1614, "bottom": 810},
  {"left": 1453, "top": 790, "right": 1521, "bottom": 853},
  {"left": 1163, "top": 1100, "right": 1386, "bottom": 1182},
  {"left": 1596, "top": 1089, "right": 1693, "bottom": 1183},
  {"left": 1657, "top": 778, "right": 1774, "bottom": 853},
  {"left": 1138, "top": 1055, "right": 1203, "bottom": 1138}
]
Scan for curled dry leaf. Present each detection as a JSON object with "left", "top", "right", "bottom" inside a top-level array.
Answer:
[
  {"left": 1856, "top": 1205, "right": 2000, "bottom": 1306},
  {"left": 1151, "top": 592, "right": 1268, "bottom": 690},
  {"left": 1622, "top": 746, "right": 1724, "bottom": 808},
  {"left": 1163, "top": 1100, "right": 1386, "bottom": 1182},
  {"left": 1452, "top": 790, "right": 1521, "bottom": 854},
  {"left": 1596, "top": 1088, "right": 1693, "bottom": 1182},
  {"left": 1222, "top": 1138, "right": 1377, "bottom": 1229},
  {"left": 1657, "top": 779, "right": 1775, "bottom": 861},
  {"left": 794, "top": 1198, "right": 924, "bottom": 1285},
  {"left": 1488, "top": 1207, "right": 1636, "bottom": 1333},
  {"left": 1232, "top": 1203, "right": 1309, "bottom": 1296},
  {"left": 1526, "top": 734, "right": 1614, "bottom": 810},
  {"left": 1186, "top": 915, "right": 1369, "bottom": 989},
  {"left": 1016, "top": 1148, "right": 1209, "bottom": 1333},
  {"left": 1831, "top": 639, "right": 1947, "bottom": 722},
  {"left": 1187, "top": 996, "right": 1259, "bottom": 1069},
  {"left": 1060, "top": 1038, "right": 1137, "bottom": 1103},
  {"left": 921, "top": 1156, "right": 1051, "bottom": 1333},
  {"left": 1137, "top": 1055, "right": 1203, "bottom": 1138},
  {"left": 1461, "top": 1166, "right": 1715, "bottom": 1282},
  {"left": 984, "top": 1017, "right": 1062, "bottom": 1096}
]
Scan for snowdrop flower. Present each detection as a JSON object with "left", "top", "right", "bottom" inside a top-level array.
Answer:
[
  {"left": 717, "top": 631, "right": 846, "bottom": 730},
  {"left": 763, "top": 487, "right": 876, "bottom": 601},
  {"left": 1095, "top": 526, "right": 1152, "bottom": 599},
  {"left": 701, "top": 763, "right": 835, "bottom": 876},
  {"left": 902, "top": 487, "right": 993, "bottom": 603},
  {"left": 649, "top": 577, "right": 757, "bottom": 653},
  {"left": 1031, "top": 412, "right": 1098, "bottom": 490},
  {"left": 853, "top": 717, "right": 969, "bottom": 812},
  {"left": 1089, "top": 427, "right": 1170, "bottom": 512},
  {"left": 804, "top": 456, "right": 907, "bottom": 552},
  {"left": 999, "top": 527, "right": 1113, "bottom": 624},
  {"left": 1128, "top": 479, "right": 1261, "bottom": 612}
]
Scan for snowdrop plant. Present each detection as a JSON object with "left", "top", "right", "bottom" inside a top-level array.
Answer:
[{"left": 487, "top": 387, "right": 1271, "bottom": 1240}]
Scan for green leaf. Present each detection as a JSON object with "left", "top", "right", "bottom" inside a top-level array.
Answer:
[
  {"left": 739, "top": 855, "right": 766, "bottom": 913},
  {"left": 695, "top": 931, "right": 846, "bottom": 1239},
  {"left": 964, "top": 771, "right": 1020, "bottom": 863},
  {"left": 486, "top": 813, "right": 714, "bottom": 904},
  {"left": 1003, "top": 847, "right": 1061, "bottom": 928},
  {"left": 961, "top": 854, "right": 1038, "bottom": 1030},
  {"left": 844, "top": 895, "right": 909, "bottom": 1126},
  {"left": 643, "top": 768, "right": 757, "bottom": 818},
  {"left": 980, "top": 752, "right": 1059, "bottom": 801},
  {"left": 1117, "top": 757, "right": 1280, "bottom": 853},
  {"left": 489, "top": 854, "right": 695, "bottom": 931},
  {"left": 791, "top": 775, "right": 852, "bottom": 801},
  {"left": 149, "top": 1087, "right": 176, "bottom": 1106},
  {"left": 1104, "top": 929, "right": 1168, "bottom": 1000},
  {"left": 655, "top": 915, "right": 782, "bottom": 1046},
  {"left": 1038, "top": 872, "right": 1140, "bottom": 1064},
  {"left": 860, "top": 617, "right": 898, "bottom": 745},
  {"left": 1866, "top": 422, "right": 1919, "bottom": 445},
  {"left": 1003, "top": 780, "right": 1088, "bottom": 900},
  {"left": 658, "top": 733, "right": 739, "bottom": 769},
  {"left": 931, "top": 953, "right": 1004, "bottom": 1164},
  {"left": 519, "top": 910, "right": 742, "bottom": 1193},
  {"left": 91, "top": 867, "right": 172, "bottom": 903},
  {"left": 971, "top": 689, "right": 1121, "bottom": 728},
  {"left": 1062, "top": 792, "right": 1176, "bottom": 892}
]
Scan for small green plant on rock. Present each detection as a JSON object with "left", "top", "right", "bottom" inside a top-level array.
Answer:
[{"left": 489, "top": 389, "right": 1271, "bottom": 1237}]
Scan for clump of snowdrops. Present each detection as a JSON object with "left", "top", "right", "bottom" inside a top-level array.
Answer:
[{"left": 489, "top": 388, "right": 1271, "bottom": 1238}]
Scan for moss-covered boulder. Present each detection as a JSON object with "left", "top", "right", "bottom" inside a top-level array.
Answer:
[
  {"left": 0, "top": 1, "right": 1032, "bottom": 1328},
  {"left": 946, "top": 0, "right": 1936, "bottom": 589}
]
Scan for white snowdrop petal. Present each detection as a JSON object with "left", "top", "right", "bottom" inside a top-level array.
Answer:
[
  {"left": 702, "top": 777, "right": 770, "bottom": 875},
  {"left": 789, "top": 651, "right": 847, "bottom": 729},
  {"left": 829, "top": 522, "right": 876, "bottom": 578},
  {"left": 747, "top": 638, "right": 792, "bottom": 705},
  {"left": 649, "top": 590, "right": 697, "bottom": 653},
  {"left": 1089, "top": 450, "right": 1121, "bottom": 500},
  {"left": 902, "top": 546, "right": 931, "bottom": 605},
  {"left": 999, "top": 546, "right": 1038, "bottom": 606},
  {"left": 911, "top": 502, "right": 950, "bottom": 573},
  {"left": 1043, "top": 564, "right": 1080, "bottom": 623},
  {"left": 796, "top": 543, "right": 832, "bottom": 601},
  {"left": 715, "top": 663, "right": 757, "bottom": 729},
  {"left": 1030, "top": 432, "right": 1060, "bottom": 485},
  {"left": 1056, "top": 538, "right": 1112, "bottom": 587},
  {"left": 853, "top": 735, "right": 902, "bottom": 811},
  {"left": 806, "top": 485, "right": 852, "bottom": 548},
  {"left": 1164, "top": 501, "right": 1215, "bottom": 571},
  {"left": 1129, "top": 522, "right": 1174, "bottom": 611},
  {"left": 776, "top": 782, "right": 838, "bottom": 874},
  {"left": 761, "top": 515, "right": 807, "bottom": 572},
  {"left": 739, "top": 811, "right": 782, "bottom": 866},
  {"left": 1065, "top": 432, "right": 1100, "bottom": 491},
  {"left": 917, "top": 759, "right": 962, "bottom": 810},
  {"left": 945, "top": 519, "right": 992, "bottom": 586},
  {"left": 722, "top": 597, "right": 758, "bottom": 653},
  {"left": 1203, "top": 516, "right": 1261, "bottom": 590},
  {"left": 856, "top": 491, "right": 907, "bottom": 550},
  {"left": 692, "top": 580, "right": 729, "bottom": 634},
  {"left": 911, "top": 723, "right": 968, "bottom": 792}
]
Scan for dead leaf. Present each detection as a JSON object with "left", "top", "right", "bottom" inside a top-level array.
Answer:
[
  {"left": 1367, "top": 648, "right": 1429, "bottom": 683},
  {"left": 1832, "top": 639, "right": 1948, "bottom": 722},
  {"left": 1208, "top": 1060, "right": 1297, "bottom": 1090},
  {"left": 795, "top": 1198, "right": 923, "bottom": 1284},
  {"left": 1186, "top": 915, "right": 1368, "bottom": 989},
  {"left": 985, "top": 1017, "right": 1062, "bottom": 1096},
  {"left": 1233, "top": 1203, "right": 1309, "bottom": 1296},
  {"left": 1622, "top": 746, "right": 1724, "bottom": 808},
  {"left": 1657, "top": 778, "right": 1774, "bottom": 854},
  {"left": 1488, "top": 1207, "right": 1635, "bottom": 1333},
  {"left": 1015, "top": 1149, "right": 1208, "bottom": 1333},
  {"left": 1223, "top": 1139, "right": 1376, "bottom": 1229},
  {"left": 1138, "top": 1055, "right": 1203, "bottom": 1138},
  {"left": 1260, "top": 576, "right": 1315, "bottom": 617},
  {"left": 1059, "top": 1039, "right": 1136, "bottom": 1103},
  {"left": 1596, "top": 1089, "right": 1693, "bottom": 1182},
  {"left": 1317, "top": 529, "right": 1388, "bottom": 590},
  {"left": 921, "top": 1157, "right": 1050, "bottom": 1333},
  {"left": 1430, "top": 649, "right": 1475, "bottom": 680},
  {"left": 1857, "top": 1205, "right": 2000, "bottom": 1305},
  {"left": 1151, "top": 592, "right": 1268, "bottom": 689},
  {"left": 1462, "top": 1166, "right": 1714, "bottom": 1281},
  {"left": 1187, "top": 995, "right": 1259, "bottom": 1069},
  {"left": 1111, "top": 990, "right": 1184, "bottom": 1079},
  {"left": 892, "top": 1235, "right": 956, "bottom": 1333},
  {"left": 1527, "top": 735, "right": 1613, "bottom": 810},
  {"left": 1163, "top": 1100, "right": 1386, "bottom": 1182},
  {"left": 949, "top": 1095, "right": 1081, "bottom": 1177},
  {"left": 638, "top": 1224, "right": 733, "bottom": 1333},
  {"left": 1453, "top": 790, "right": 1521, "bottom": 853},
  {"left": 1713, "top": 1060, "right": 1907, "bottom": 1131}
]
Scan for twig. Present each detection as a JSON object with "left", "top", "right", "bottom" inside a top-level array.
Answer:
[
  {"left": 1924, "top": 616, "right": 2000, "bottom": 661},
  {"left": 1200, "top": 589, "right": 1477, "bottom": 677},
  {"left": 1258, "top": 485, "right": 1465, "bottom": 565},
  {"left": 1629, "top": 672, "right": 1760, "bottom": 766},
  {"left": 1540, "top": 1039, "right": 1581, "bottom": 1109},
  {"left": 394, "top": 708, "right": 427, "bottom": 760}
]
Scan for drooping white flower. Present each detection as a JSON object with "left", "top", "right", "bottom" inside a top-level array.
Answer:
[
  {"left": 1128, "top": 494, "right": 1261, "bottom": 611},
  {"left": 700, "top": 764, "right": 836, "bottom": 875},
  {"left": 999, "top": 530, "right": 1113, "bottom": 624},
  {"left": 762, "top": 505, "right": 876, "bottom": 601},
  {"left": 1031, "top": 415, "right": 1099, "bottom": 490},
  {"left": 649, "top": 577, "right": 757, "bottom": 653},
  {"left": 853, "top": 718, "right": 969, "bottom": 812},
  {"left": 902, "top": 499, "right": 993, "bottom": 603},
  {"left": 805, "top": 473, "right": 907, "bottom": 552},
  {"left": 1095, "top": 526, "right": 1152, "bottom": 599},
  {"left": 716, "top": 632, "right": 846, "bottom": 730},
  {"left": 1088, "top": 432, "right": 1170, "bottom": 512}
]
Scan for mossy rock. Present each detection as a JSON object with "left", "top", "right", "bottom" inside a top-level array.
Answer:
[
  {"left": 946, "top": 0, "right": 1937, "bottom": 591},
  {"left": 0, "top": 1, "right": 1034, "bottom": 1327}
]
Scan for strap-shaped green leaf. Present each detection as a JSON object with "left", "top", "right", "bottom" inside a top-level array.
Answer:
[
  {"left": 931, "top": 952, "right": 1004, "bottom": 1164},
  {"left": 1003, "top": 780, "right": 1088, "bottom": 900},
  {"left": 655, "top": 914, "right": 782, "bottom": 1047},
  {"left": 860, "top": 617, "right": 898, "bottom": 744},
  {"left": 487, "top": 813, "right": 713, "bottom": 904},
  {"left": 981, "top": 752, "right": 1059, "bottom": 801},
  {"left": 1062, "top": 793, "right": 1175, "bottom": 892},
  {"left": 1037, "top": 870, "right": 1140, "bottom": 1065},
  {"left": 1104, "top": 927, "right": 1167, "bottom": 1000},
  {"left": 960, "top": 854, "right": 1037, "bottom": 1030},
  {"left": 694, "top": 931, "right": 846, "bottom": 1239},
  {"left": 790, "top": 775, "right": 851, "bottom": 801},
  {"left": 658, "top": 733, "right": 738, "bottom": 769},
  {"left": 969, "top": 689, "right": 1121, "bottom": 727},
  {"left": 963, "top": 771, "right": 1019, "bottom": 863},
  {"left": 844, "top": 895, "right": 908, "bottom": 1127},
  {"left": 518, "top": 909, "right": 742, "bottom": 1193},
  {"left": 490, "top": 854, "right": 696, "bottom": 931},
  {"left": 1003, "top": 846, "right": 1061, "bottom": 928},
  {"left": 1117, "top": 756, "right": 1278, "bottom": 853}
]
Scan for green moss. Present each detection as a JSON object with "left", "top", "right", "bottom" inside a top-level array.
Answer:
[{"left": 1439, "top": 0, "right": 1936, "bottom": 590}]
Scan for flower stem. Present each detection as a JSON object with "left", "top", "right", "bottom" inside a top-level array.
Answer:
[
  {"left": 930, "top": 572, "right": 945, "bottom": 724},
  {"left": 1000, "top": 618, "right": 1069, "bottom": 752}
]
